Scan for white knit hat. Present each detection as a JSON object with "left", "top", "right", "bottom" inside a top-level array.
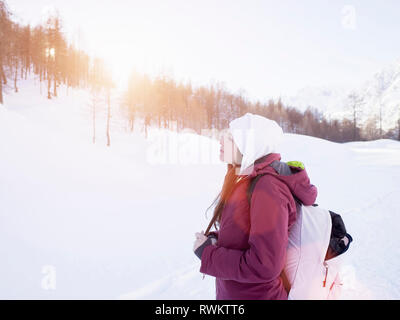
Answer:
[{"left": 228, "top": 113, "right": 284, "bottom": 175}]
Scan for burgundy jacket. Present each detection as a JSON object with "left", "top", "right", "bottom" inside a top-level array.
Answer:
[{"left": 200, "top": 153, "right": 318, "bottom": 300}]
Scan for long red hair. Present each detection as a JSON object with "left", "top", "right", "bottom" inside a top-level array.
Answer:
[{"left": 204, "top": 163, "right": 244, "bottom": 236}]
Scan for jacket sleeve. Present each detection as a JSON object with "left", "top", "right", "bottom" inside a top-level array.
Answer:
[{"left": 199, "top": 177, "right": 289, "bottom": 283}]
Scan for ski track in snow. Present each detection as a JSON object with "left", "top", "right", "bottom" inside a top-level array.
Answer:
[{"left": 1, "top": 79, "right": 400, "bottom": 299}]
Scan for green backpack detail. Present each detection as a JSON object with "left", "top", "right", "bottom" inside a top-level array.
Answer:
[{"left": 287, "top": 160, "right": 305, "bottom": 170}]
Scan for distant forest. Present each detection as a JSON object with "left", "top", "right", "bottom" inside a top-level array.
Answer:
[{"left": 1, "top": 0, "right": 399, "bottom": 143}]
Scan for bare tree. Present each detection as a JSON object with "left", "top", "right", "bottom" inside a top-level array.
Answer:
[
  {"left": 91, "top": 89, "right": 98, "bottom": 144},
  {"left": 89, "top": 57, "right": 105, "bottom": 144},
  {"left": 11, "top": 23, "right": 22, "bottom": 93},
  {"left": 347, "top": 91, "right": 364, "bottom": 141},
  {"left": 363, "top": 116, "right": 379, "bottom": 140},
  {"left": 0, "top": 0, "right": 11, "bottom": 104},
  {"left": 378, "top": 100, "right": 384, "bottom": 138},
  {"left": 105, "top": 83, "right": 113, "bottom": 147},
  {"left": 398, "top": 110, "right": 400, "bottom": 141}
]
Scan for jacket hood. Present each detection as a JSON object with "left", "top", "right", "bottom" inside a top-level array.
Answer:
[
  {"left": 247, "top": 153, "right": 318, "bottom": 206},
  {"left": 229, "top": 113, "right": 284, "bottom": 176}
]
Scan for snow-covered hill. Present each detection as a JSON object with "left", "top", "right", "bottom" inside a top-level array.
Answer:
[
  {"left": 1, "top": 79, "right": 400, "bottom": 299},
  {"left": 282, "top": 85, "right": 351, "bottom": 119},
  {"left": 283, "top": 59, "right": 400, "bottom": 131},
  {"left": 358, "top": 60, "right": 400, "bottom": 130}
]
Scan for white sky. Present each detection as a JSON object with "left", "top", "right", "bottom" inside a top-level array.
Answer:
[{"left": 6, "top": 0, "right": 400, "bottom": 102}]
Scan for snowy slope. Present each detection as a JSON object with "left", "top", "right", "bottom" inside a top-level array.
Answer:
[
  {"left": 283, "top": 59, "right": 400, "bottom": 131},
  {"left": 282, "top": 85, "right": 351, "bottom": 120},
  {"left": 1, "top": 79, "right": 400, "bottom": 299},
  {"left": 357, "top": 60, "right": 400, "bottom": 131}
]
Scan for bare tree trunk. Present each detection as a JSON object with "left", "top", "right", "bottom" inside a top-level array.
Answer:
[
  {"left": 144, "top": 114, "right": 150, "bottom": 139},
  {"left": 1, "top": 67, "right": 6, "bottom": 85},
  {"left": 0, "top": 64, "right": 3, "bottom": 104},
  {"left": 92, "top": 94, "right": 96, "bottom": 144},
  {"left": 47, "top": 71, "right": 51, "bottom": 99},
  {"left": 53, "top": 71, "right": 57, "bottom": 97},
  {"left": 14, "top": 65, "right": 18, "bottom": 93},
  {"left": 398, "top": 117, "right": 400, "bottom": 141},
  {"left": 353, "top": 106, "right": 357, "bottom": 141},
  {"left": 130, "top": 115, "right": 134, "bottom": 132},
  {"left": 379, "top": 105, "right": 383, "bottom": 138},
  {"left": 106, "top": 88, "right": 111, "bottom": 147},
  {"left": 0, "top": 75, "right": 3, "bottom": 104}
]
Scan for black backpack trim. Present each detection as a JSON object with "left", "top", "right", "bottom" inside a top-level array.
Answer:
[{"left": 327, "top": 210, "right": 353, "bottom": 258}]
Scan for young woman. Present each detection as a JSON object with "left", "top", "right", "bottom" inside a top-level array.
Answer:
[{"left": 193, "top": 113, "right": 318, "bottom": 300}]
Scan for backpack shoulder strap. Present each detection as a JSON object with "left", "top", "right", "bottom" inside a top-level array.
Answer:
[
  {"left": 247, "top": 160, "right": 303, "bottom": 206},
  {"left": 247, "top": 160, "right": 284, "bottom": 205},
  {"left": 246, "top": 173, "right": 268, "bottom": 205}
]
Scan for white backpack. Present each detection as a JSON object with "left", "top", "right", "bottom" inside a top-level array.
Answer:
[
  {"left": 247, "top": 160, "right": 353, "bottom": 300},
  {"left": 284, "top": 204, "right": 346, "bottom": 300}
]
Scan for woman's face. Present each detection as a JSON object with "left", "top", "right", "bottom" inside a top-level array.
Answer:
[{"left": 219, "top": 131, "right": 243, "bottom": 165}]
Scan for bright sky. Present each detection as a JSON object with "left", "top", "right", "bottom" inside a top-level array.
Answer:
[{"left": 6, "top": 0, "right": 400, "bottom": 102}]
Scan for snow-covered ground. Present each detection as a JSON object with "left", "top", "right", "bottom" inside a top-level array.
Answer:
[{"left": 1, "top": 79, "right": 399, "bottom": 299}]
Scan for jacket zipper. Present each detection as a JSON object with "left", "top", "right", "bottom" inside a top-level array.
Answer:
[{"left": 323, "top": 261, "right": 328, "bottom": 287}]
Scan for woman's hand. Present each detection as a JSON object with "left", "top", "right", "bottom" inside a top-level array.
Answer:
[
  {"left": 193, "top": 230, "right": 208, "bottom": 252},
  {"left": 193, "top": 230, "right": 218, "bottom": 260}
]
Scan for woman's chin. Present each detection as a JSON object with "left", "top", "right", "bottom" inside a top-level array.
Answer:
[
  {"left": 220, "top": 153, "right": 229, "bottom": 163},
  {"left": 220, "top": 154, "right": 235, "bottom": 165}
]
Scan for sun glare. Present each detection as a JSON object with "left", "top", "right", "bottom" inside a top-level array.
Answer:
[
  {"left": 99, "top": 42, "right": 175, "bottom": 90},
  {"left": 45, "top": 48, "right": 55, "bottom": 58}
]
